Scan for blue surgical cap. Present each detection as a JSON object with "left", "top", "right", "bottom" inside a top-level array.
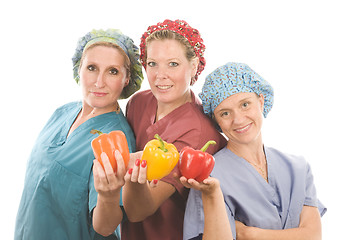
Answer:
[{"left": 199, "top": 62, "right": 274, "bottom": 118}]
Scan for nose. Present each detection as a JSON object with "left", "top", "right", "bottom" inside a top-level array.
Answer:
[
  {"left": 155, "top": 65, "right": 167, "bottom": 80},
  {"left": 95, "top": 72, "right": 106, "bottom": 88},
  {"left": 232, "top": 110, "right": 245, "bottom": 124}
]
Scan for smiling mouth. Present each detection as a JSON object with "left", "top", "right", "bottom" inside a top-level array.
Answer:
[
  {"left": 156, "top": 85, "right": 172, "bottom": 90},
  {"left": 234, "top": 123, "right": 252, "bottom": 133}
]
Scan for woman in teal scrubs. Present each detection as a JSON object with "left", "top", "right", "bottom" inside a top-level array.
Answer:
[{"left": 15, "top": 29, "right": 143, "bottom": 240}]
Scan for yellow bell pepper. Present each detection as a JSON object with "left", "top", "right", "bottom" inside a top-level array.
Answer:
[{"left": 141, "top": 134, "right": 179, "bottom": 181}]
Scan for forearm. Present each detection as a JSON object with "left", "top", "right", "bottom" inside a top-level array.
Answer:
[
  {"left": 238, "top": 206, "right": 321, "bottom": 240},
  {"left": 245, "top": 227, "right": 321, "bottom": 240},
  {"left": 123, "top": 182, "right": 156, "bottom": 221},
  {"left": 93, "top": 193, "right": 123, "bottom": 236},
  {"left": 123, "top": 180, "right": 175, "bottom": 222},
  {"left": 202, "top": 188, "right": 233, "bottom": 240}
]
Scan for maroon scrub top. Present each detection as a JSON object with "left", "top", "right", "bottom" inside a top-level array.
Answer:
[{"left": 122, "top": 90, "right": 227, "bottom": 240}]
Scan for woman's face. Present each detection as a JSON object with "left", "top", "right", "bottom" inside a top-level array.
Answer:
[
  {"left": 79, "top": 45, "right": 129, "bottom": 114},
  {"left": 214, "top": 92, "right": 264, "bottom": 146},
  {"left": 145, "top": 39, "right": 198, "bottom": 107}
]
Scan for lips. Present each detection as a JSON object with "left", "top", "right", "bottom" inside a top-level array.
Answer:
[
  {"left": 234, "top": 123, "right": 252, "bottom": 133},
  {"left": 92, "top": 91, "right": 108, "bottom": 97}
]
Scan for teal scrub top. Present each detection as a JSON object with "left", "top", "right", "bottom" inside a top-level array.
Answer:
[{"left": 15, "top": 102, "right": 135, "bottom": 240}]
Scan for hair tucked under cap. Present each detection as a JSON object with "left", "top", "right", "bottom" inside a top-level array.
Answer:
[
  {"left": 72, "top": 29, "right": 143, "bottom": 99},
  {"left": 199, "top": 62, "right": 274, "bottom": 118},
  {"left": 140, "top": 19, "right": 206, "bottom": 84}
]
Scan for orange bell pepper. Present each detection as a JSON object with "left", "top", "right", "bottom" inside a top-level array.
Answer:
[
  {"left": 90, "top": 129, "right": 130, "bottom": 172},
  {"left": 141, "top": 134, "right": 179, "bottom": 181}
]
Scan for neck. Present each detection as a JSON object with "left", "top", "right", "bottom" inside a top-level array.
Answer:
[
  {"left": 81, "top": 102, "right": 119, "bottom": 119},
  {"left": 68, "top": 102, "right": 119, "bottom": 137},
  {"left": 156, "top": 90, "right": 192, "bottom": 121},
  {"left": 227, "top": 135, "right": 265, "bottom": 165}
]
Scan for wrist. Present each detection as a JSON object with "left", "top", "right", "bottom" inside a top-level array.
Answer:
[
  {"left": 97, "top": 192, "right": 120, "bottom": 204},
  {"left": 201, "top": 186, "right": 223, "bottom": 201}
]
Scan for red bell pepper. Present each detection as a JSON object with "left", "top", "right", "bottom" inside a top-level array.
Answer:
[
  {"left": 90, "top": 129, "right": 130, "bottom": 172},
  {"left": 178, "top": 140, "right": 216, "bottom": 182}
]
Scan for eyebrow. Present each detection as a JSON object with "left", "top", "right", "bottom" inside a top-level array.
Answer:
[
  {"left": 239, "top": 97, "right": 253, "bottom": 101},
  {"left": 215, "top": 96, "right": 254, "bottom": 111}
]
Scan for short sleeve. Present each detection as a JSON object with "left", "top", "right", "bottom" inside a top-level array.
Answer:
[
  {"left": 183, "top": 189, "right": 205, "bottom": 240},
  {"left": 89, "top": 172, "right": 97, "bottom": 216},
  {"left": 226, "top": 203, "right": 236, "bottom": 240},
  {"left": 304, "top": 163, "right": 327, "bottom": 216}
]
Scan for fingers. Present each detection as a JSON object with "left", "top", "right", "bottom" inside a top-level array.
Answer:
[
  {"left": 179, "top": 176, "right": 216, "bottom": 192},
  {"left": 93, "top": 152, "right": 125, "bottom": 196},
  {"left": 149, "top": 179, "right": 159, "bottom": 188},
  {"left": 101, "top": 152, "right": 115, "bottom": 179},
  {"left": 93, "top": 159, "right": 108, "bottom": 190},
  {"left": 114, "top": 150, "right": 126, "bottom": 177},
  {"left": 179, "top": 176, "right": 191, "bottom": 188},
  {"left": 138, "top": 160, "right": 147, "bottom": 184},
  {"left": 179, "top": 176, "right": 200, "bottom": 189},
  {"left": 124, "top": 168, "right": 132, "bottom": 182},
  {"left": 128, "top": 151, "right": 143, "bottom": 170},
  {"left": 93, "top": 159, "right": 103, "bottom": 182},
  {"left": 130, "top": 159, "right": 141, "bottom": 182},
  {"left": 124, "top": 158, "right": 148, "bottom": 185},
  {"left": 187, "top": 178, "right": 201, "bottom": 188}
]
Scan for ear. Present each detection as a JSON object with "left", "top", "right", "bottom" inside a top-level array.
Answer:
[
  {"left": 190, "top": 57, "right": 199, "bottom": 78},
  {"left": 258, "top": 94, "right": 265, "bottom": 111},
  {"left": 124, "top": 77, "right": 130, "bottom": 87}
]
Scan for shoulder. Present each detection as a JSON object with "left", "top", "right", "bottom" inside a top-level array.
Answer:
[
  {"left": 173, "top": 103, "right": 226, "bottom": 153},
  {"left": 55, "top": 101, "right": 81, "bottom": 112},
  {"left": 212, "top": 148, "right": 237, "bottom": 172},
  {"left": 265, "top": 146, "right": 308, "bottom": 169},
  {"left": 126, "top": 90, "right": 154, "bottom": 117},
  {"left": 99, "top": 111, "right": 133, "bottom": 135},
  {"left": 214, "top": 147, "right": 232, "bottom": 159},
  {"left": 127, "top": 90, "right": 153, "bottom": 107},
  {"left": 46, "top": 101, "right": 81, "bottom": 123}
]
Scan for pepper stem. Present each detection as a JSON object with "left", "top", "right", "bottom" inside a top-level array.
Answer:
[
  {"left": 90, "top": 129, "right": 103, "bottom": 136},
  {"left": 154, "top": 134, "right": 168, "bottom": 152},
  {"left": 200, "top": 140, "right": 216, "bottom": 152}
]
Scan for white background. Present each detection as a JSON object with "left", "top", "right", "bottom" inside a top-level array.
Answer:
[{"left": 1, "top": 0, "right": 345, "bottom": 238}]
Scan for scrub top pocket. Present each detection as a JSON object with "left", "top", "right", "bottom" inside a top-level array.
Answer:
[{"left": 37, "top": 159, "right": 89, "bottom": 223}]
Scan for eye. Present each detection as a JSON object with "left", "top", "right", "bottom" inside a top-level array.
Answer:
[
  {"left": 109, "top": 68, "right": 118, "bottom": 75},
  {"left": 169, "top": 62, "right": 178, "bottom": 67},
  {"left": 220, "top": 111, "right": 231, "bottom": 118},
  {"left": 87, "top": 65, "right": 96, "bottom": 71},
  {"left": 242, "top": 102, "right": 250, "bottom": 108},
  {"left": 147, "top": 61, "right": 156, "bottom": 67}
]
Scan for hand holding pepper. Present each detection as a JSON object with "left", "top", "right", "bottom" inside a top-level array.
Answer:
[
  {"left": 125, "top": 134, "right": 179, "bottom": 184},
  {"left": 93, "top": 150, "right": 126, "bottom": 200},
  {"left": 178, "top": 140, "right": 216, "bottom": 182},
  {"left": 91, "top": 129, "right": 130, "bottom": 173},
  {"left": 180, "top": 176, "right": 221, "bottom": 196}
]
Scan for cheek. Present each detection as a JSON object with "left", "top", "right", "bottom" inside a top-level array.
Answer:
[
  {"left": 215, "top": 118, "right": 228, "bottom": 131},
  {"left": 79, "top": 70, "right": 93, "bottom": 85},
  {"left": 109, "top": 78, "right": 127, "bottom": 92}
]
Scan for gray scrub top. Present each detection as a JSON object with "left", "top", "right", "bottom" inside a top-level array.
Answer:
[{"left": 184, "top": 146, "right": 326, "bottom": 240}]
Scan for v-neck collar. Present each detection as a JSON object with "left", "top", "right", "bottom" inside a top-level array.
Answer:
[{"left": 226, "top": 147, "right": 281, "bottom": 207}]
